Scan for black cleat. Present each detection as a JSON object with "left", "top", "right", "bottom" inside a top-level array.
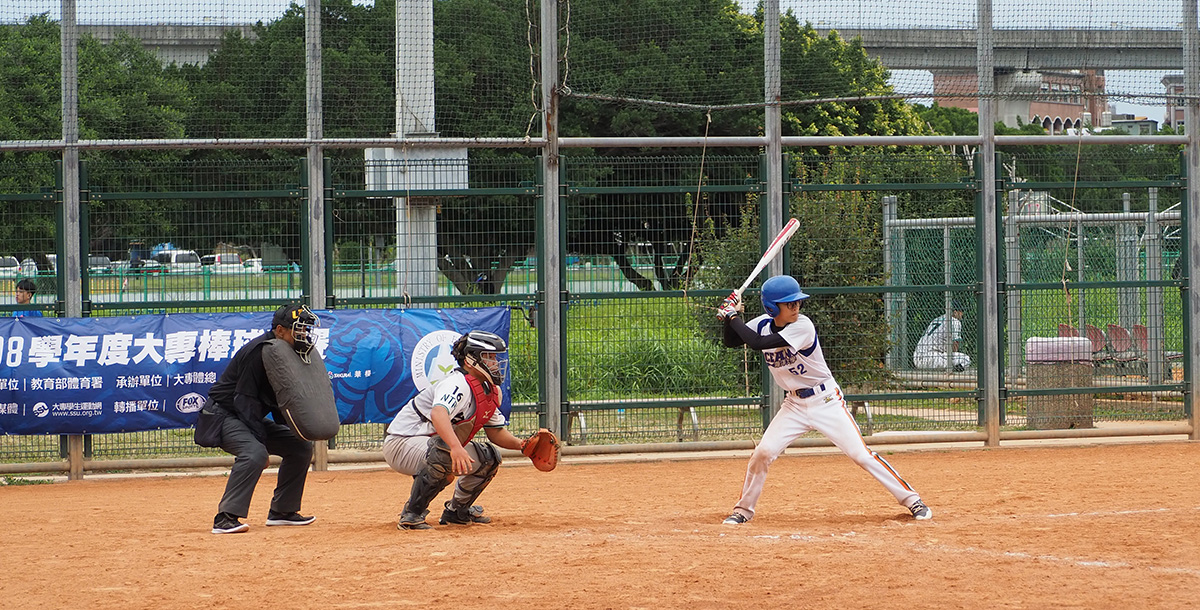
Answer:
[
  {"left": 398, "top": 520, "right": 433, "bottom": 530},
  {"left": 909, "top": 500, "right": 933, "bottom": 520},
  {"left": 722, "top": 512, "right": 749, "bottom": 525},
  {"left": 439, "top": 502, "right": 492, "bottom": 525},
  {"left": 398, "top": 509, "right": 432, "bottom": 530}
]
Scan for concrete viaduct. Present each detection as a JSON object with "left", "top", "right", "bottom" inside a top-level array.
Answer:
[
  {"left": 817, "top": 28, "right": 1185, "bottom": 71},
  {"left": 83, "top": 24, "right": 1186, "bottom": 72},
  {"left": 79, "top": 24, "right": 257, "bottom": 66}
]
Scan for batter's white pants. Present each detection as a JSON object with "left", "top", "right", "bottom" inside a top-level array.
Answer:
[
  {"left": 731, "top": 382, "right": 921, "bottom": 520},
  {"left": 912, "top": 349, "right": 971, "bottom": 370}
]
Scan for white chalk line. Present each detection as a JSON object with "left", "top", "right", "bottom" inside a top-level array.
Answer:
[
  {"left": 1046, "top": 507, "right": 1174, "bottom": 518},
  {"left": 703, "top": 506, "right": 1200, "bottom": 577},
  {"left": 905, "top": 543, "right": 1200, "bottom": 578}
]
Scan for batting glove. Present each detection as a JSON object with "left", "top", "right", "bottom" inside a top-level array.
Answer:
[{"left": 716, "top": 298, "right": 740, "bottom": 321}]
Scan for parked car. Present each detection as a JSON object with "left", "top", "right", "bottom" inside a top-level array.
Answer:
[
  {"left": 0, "top": 256, "right": 19, "bottom": 279},
  {"left": 87, "top": 255, "right": 112, "bottom": 275},
  {"left": 135, "top": 259, "right": 162, "bottom": 273},
  {"left": 153, "top": 249, "right": 201, "bottom": 273},
  {"left": 19, "top": 258, "right": 40, "bottom": 276},
  {"left": 208, "top": 252, "right": 243, "bottom": 274},
  {"left": 243, "top": 258, "right": 264, "bottom": 274}
]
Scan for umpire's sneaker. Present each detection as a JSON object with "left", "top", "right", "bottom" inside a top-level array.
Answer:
[
  {"left": 909, "top": 500, "right": 933, "bottom": 520},
  {"left": 440, "top": 501, "right": 492, "bottom": 525},
  {"left": 212, "top": 512, "right": 249, "bottom": 534},
  {"left": 265, "top": 510, "right": 316, "bottom": 527},
  {"left": 722, "top": 512, "right": 749, "bottom": 525}
]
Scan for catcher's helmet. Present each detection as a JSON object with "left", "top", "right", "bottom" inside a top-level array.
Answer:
[
  {"left": 761, "top": 275, "right": 809, "bottom": 317},
  {"left": 272, "top": 303, "right": 320, "bottom": 362},
  {"left": 452, "top": 330, "right": 509, "bottom": 384}
]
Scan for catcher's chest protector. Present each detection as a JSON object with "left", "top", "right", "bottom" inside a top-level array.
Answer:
[
  {"left": 457, "top": 373, "right": 500, "bottom": 442},
  {"left": 262, "top": 339, "right": 340, "bottom": 441}
]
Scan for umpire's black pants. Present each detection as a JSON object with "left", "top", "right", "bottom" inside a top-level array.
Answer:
[{"left": 217, "top": 416, "right": 313, "bottom": 519}]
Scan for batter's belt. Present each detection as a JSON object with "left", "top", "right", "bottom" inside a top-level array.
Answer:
[{"left": 788, "top": 382, "right": 829, "bottom": 399}]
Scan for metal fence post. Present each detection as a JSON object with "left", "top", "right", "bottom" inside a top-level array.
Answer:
[
  {"left": 61, "top": 0, "right": 86, "bottom": 479},
  {"left": 883, "top": 196, "right": 902, "bottom": 367},
  {"left": 61, "top": 0, "right": 82, "bottom": 322},
  {"left": 1185, "top": 0, "right": 1199, "bottom": 438},
  {"left": 1118, "top": 192, "right": 1140, "bottom": 329},
  {"left": 323, "top": 157, "right": 335, "bottom": 309},
  {"left": 1004, "top": 197, "right": 1022, "bottom": 384},
  {"left": 763, "top": 0, "right": 784, "bottom": 420},
  {"left": 539, "top": 0, "right": 563, "bottom": 439},
  {"left": 977, "top": 0, "right": 1001, "bottom": 445},
  {"left": 1146, "top": 188, "right": 1165, "bottom": 383}
]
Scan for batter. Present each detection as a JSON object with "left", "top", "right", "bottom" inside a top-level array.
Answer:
[{"left": 716, "top": 275, "right": 932, "bottom": 524}]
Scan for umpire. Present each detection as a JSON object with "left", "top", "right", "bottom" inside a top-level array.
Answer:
[{"left": 204, "top": 303, "right": 319, "bottom": 534}]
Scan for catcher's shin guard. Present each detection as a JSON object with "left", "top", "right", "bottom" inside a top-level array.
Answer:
[
  {"left": 446, "top": 441, "right": 501, "bottom": 514},
  {"left": 399, "top": 465, "right": 453, "bottom": 528},
  {"left": 399, "top": 436, "right": 458, "bottom": 527}
]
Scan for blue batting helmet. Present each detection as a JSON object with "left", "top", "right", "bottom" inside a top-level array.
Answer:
[{"left": 761, "top": 275, "right": 809, "bottom": 317}]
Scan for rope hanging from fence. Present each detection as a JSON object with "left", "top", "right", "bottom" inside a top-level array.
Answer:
[
  {"left": 1058, "top": 122, "right": 1087, "bottom": 306},
  {"left": 681, "top": 108, "right": 712, "bottom": 305}
]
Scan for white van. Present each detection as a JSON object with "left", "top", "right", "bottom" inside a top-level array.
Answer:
[
  {"left": 0, "top": 256, "right": 18, "bottom": 279},
  {"left": 153, "top": 249, "right": 202, "bottom": 273},
  {"left": 209, "top": 252, "right": 243, "bottom": 274}
]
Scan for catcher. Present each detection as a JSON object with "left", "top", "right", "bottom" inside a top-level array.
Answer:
[{"left": 382, "top": 330, "right": 560, "bottom": 530}]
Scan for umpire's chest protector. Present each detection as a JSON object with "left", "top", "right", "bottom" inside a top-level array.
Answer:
[{"left": 262, "top": 339, "right": 340, "bottom": 441}]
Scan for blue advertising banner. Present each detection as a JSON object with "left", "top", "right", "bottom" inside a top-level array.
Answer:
[{"left": 0, "top": 307, "right": 510, "bottom": 435}]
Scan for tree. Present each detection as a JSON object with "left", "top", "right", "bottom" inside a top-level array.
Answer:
[
  {"left": 0, "top": 15, "right": 193, "bottom": 261},
  {"left": 558, "top": 4, "right": 931, "bottom": 290},
  {"left": 693, "top": 194, "right": 895, "bottom": 390},
  {"left": 915, "top": 103, "right": 979, "bottom": 136}
]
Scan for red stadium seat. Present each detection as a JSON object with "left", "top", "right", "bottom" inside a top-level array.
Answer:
[
  {"left": 1131, "top": 323, "right": 1183, "bottom": 362},
  {"left": 1058, "top": 323, "right": 1079, "bottom": 338},
  {"left": 1084, "top": 324, "right": 1111, "bottom": 362},
  {"left": 1105, "top": 324, "right": 1139, "bottom": 363}
]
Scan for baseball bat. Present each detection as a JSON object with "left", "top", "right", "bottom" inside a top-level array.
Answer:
[{"left": 733, "top": 217, "right": 800, "bottom": 298}]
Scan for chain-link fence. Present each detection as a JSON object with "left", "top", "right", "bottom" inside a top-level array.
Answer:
[{"left": 1, "top": 1, "right": 1197, "bottom": 475}]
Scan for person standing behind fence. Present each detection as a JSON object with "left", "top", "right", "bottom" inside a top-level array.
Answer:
[
  {"left": 203, "top": 303, "right": 319, "bottom": 534},
  {"left": 715, "top": 275, "right": 931, "bottom": 525},
  {"left": 912, "top": 301, "right": 971, "bottom": 372},
  {"left": 11, "top": 279, "right": 42, "bottom": 317}
]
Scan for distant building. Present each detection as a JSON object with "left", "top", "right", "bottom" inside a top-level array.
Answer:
[
  {"left": 1108, "top": 114, "right": 1158, "bottom": 135},
  {"left": 79, "top": 24, "right": 254, "bottom": 67},
  {"left": 933, "top": 69, "right": 1107, "bottom": 133}
]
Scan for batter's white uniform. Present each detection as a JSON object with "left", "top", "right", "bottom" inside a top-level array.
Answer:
[
  {"left": 730, "top": 313, "right": 922, "bottom": 519},
  {"left": 913, "top": 314, "right": 971, "bottom": 370}
]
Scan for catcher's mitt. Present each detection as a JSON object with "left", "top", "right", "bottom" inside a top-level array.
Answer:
[{"left": 521, "top": 428, "right": 562, "bottom": 472}]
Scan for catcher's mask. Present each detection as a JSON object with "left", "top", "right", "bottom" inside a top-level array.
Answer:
[
  {"left": 452, "top": 330, "right": 508, "bottom": 385},
  {"left": 273, "top": 303, "right": 320, "bottom": 362},
  {"left": 760, "top": 275, "right": 809, "bottom": 317}
]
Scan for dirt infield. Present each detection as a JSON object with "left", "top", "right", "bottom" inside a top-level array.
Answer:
[{"left": 3, "top": 440, "right": 1199, "bottom": 609}]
